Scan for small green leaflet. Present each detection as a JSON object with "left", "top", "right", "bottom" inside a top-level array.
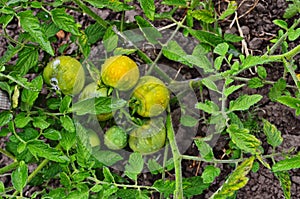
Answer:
[
  {"left": 0, "top": 111, "right": 13, "bottom": 126},
  {"left": 135, "top": 16, "right": 162, "bottom": 44},
  {"left": 71, "top": 97, "right": 127, "bottom": 115},
  {"left": 180, "top": 115, "right": 198, "bottom": 127},
  {"left": 194, "top": 139, "right": 214, "bottom": 161},
  {"left": 276, "top": 96, "right": 300, "bottom": 116},
  {"left": 283, "top": 0, "right": 300, "bottom": 19},
  {"left": 248, "top": 77, "right": 264, "bottom": 89},
  {"left": 214, "top": 43, "right": 229, "bottom": 56},
  {"left": 15, "top": 46, "right": 38, "bottom": 76},
  {"left": 272, "top": 155, "right": 300, "bottom": 172},
  {"left": 268, "top": 78, "right": 286, "bottom": 101},
  {"left": 147, "top": 159, "right": 163, "bottom": 174},
  {"left": 210, "top": 156, "right": 254, "bottom": 199},
  {"left": 60, "top": 129, "right": 76, "bottom": 151},
  {"left": 201, "top": 165, "right": 221, "bottom": 184},
  {"left": 153, "top": 176, "right": 210, "bottom": 198},
  {"left": 161, "top": 0, "right": 186, "bottom": 6},
  {"left": 32, "top": 116, "right": 50, "bottom": 130},
  {"left": 138, "top": 0, "right": 155, "bottom": 20},
  {"left": 195, "top": 100, "right": 219, "bottom": 114},
  {"left": 219, "top": 1, "right": 237, "bottom": 20},
  {"left": 103, "top": 167, "right": 115, "bottom": 183},
  {"left": 227, "top": 124, "right": 261, "bottom": 155},
  {"left": 275, "top": 171, "right": 291, "bottom": 199},
  {"left": 93, "top": 150, "right": 123, "bottom": 166},
  {"left": 229, "top": 94, "right": 263, "bottom": 111},
  {"left": 224, "top": 84, "right": 245, "bottom": 97},
  {"left": 201, "top": 78, "right": 220, "bottom": 93},
  {"left": 84, "top": 0, "right": 133, "bottom": 12},
  {"left": 262, "top": 119, "right": 283, "bottom": 147},
  {"left": 103, "top": 26, "right": 118, "bottom": 53},
  {"left": 85, "top": 23, "right": 106, "bottom": 44},
  {"left": 21, "top": 75, "right": 43, "bottom": 109},
  {"left": 60, "top": 95, "right": 72, "bottom": 114},
  {"left": 189, "top": 9, "right": 215, "bottom": 24},
  {"left": 60, "top": 115, "right": 75, "bottom": 133},
  {"left": 162, "top": 40, "right": 188, "bottom": 64},
  {"left": 11, "top": 161, "right": 28, "bottom": 192},
  {"left": 125, "top": 152, "right": 144, "bottom": 181},
  {"left": 18, "top": 10, "right": 54, "bottom": 56},
  {"left": 27, "top": 141, "right": 69, "bottom": 163},
  {"left": 50, "top": 8, "right": 80, "bottom": 36}
]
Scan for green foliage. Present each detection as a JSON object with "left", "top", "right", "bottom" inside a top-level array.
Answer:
[{"left": 0, "top": 0, "right": 299, "bottom": 198}]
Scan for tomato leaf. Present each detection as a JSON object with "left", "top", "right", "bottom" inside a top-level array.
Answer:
[
  {"left": 201, "top": 78, "right": 220, "bottom": 93},
  {"left": 210, "top": 156, "right": 254, "bottom": 199},
  {"left": 15, "top": 46, "right": 38, "bottom": 76},
  {"left": 138, "top": 0, "right": 155, "bottom": 20},
  {"left": 50, "top": 8, "right": 80, "bottom": 36},
  {"left": 195, "top": 100, "right": 219, "bottom": 114},
  {"left": 135, "top": 16, "right": 162, "bottom": 44},
  {"left": 43, "top": 129, "right": 62, "bottom": 141},
  {"left": 201, "top": 165, "right": 221, "bottom": 184},
  {"left": 103, "top": 26, "right": 118, "bottom": 53},
  {"left": 224, "top": 84, "right": 245, "bottom": 97},
  {"left": 27, "top": 141, "right": 69, "bottom": 163},
  {"left": 272, "top": 155, "right": 300, "bottom": 172},
  {"left": 71, "top": 97, "right": 127, "bottom": 115},
  {"left": 125, "top": 152, "right": 144, "bottom": 181},
  {"left": 18, "top": 10, "right": 54, "bottom": 55},
  {"left": 275, "top": 171, "right": 291, "bottom": 199},
  {"left": 0, "top": 111, "right": 13, "bottom": 127},
  {"left": 32, "top": 117, "right": 50, "bottom": 130},
  {"left": 60, "top": 128, "right": 76, "bottom": 151},
  {"left": 262, "top": 119, "right": 283, "bottom": 147},
  {"left": 180, "top": 115, "right": 198, "bottom": 127},
  {"left": 60, "top": 115, "right": 75, "bottom": 133},
  {"left": 153, "top": 176, "right": 210, "bottom": 198},
  {"left": 194, "top": 139, "right": 214, "bottom": 161},
  {"left": 229, "top": 94, "right": 263, "bottom": 111},
  {"left": 227, "top": 124, "right": 261, "bottom": 154},
  {"left": 11, "top": 161, "right": 28, "bottom": 192}
]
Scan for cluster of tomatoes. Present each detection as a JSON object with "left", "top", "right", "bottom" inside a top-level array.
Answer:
[{"left": 43, "top": 55, "right": 170, "bottom": 154}]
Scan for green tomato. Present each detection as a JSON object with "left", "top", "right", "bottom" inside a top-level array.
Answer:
[
  {"left": 129, "top": 117, "right": 166, "bottom": 154},
  {"left": 130, "top": 76, "right": 170, "bottom": 117},
  {"left": 104, "top": 126, "right": 128, "bottom": 150},
  {"left": 101, "top": 55, "right": 140, "bottom": 91},
  {"left": 78, "top": 82, "right": 114, "bottom": 121},
  {"left": 43, "top": 56, "right": 85, "bottom": 95},
  {"left": 87, "top": 129, "right": 101, "bottom": 148}
]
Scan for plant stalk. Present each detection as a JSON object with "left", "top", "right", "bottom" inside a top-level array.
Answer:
[
  {"left": 166, "top": 109, "right": 183, "bottom": 199},
  {"left": 73, "top": 0, "right": 109, "bottom": 28},
  {"left": 0, "top": 161, "right": 19, "bottom": 175}
]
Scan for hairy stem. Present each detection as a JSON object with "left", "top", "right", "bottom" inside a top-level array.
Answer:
[
  {"left": 0, "top": 161, "right": 19, "bottom": 175},
  {"left": 166, "top": 109, "right": 183, "bottom": 199}
]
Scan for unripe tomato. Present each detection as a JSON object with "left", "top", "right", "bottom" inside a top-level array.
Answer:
[
  {"left": 43, "top": 56, "right": 85, "bottom": 95},
  {"left": 87, "top": 129, "right": 101, "bottom": 148},
  {"left": 104, "top": 126, "right": 128, "bottom": 150},
  {"left": 128, "top": 117, "right": 166, "bottom": 154},
  {"left": 78, "top": 82, "right": 114, "bottom": 121},
  {"left": 101, "top": 55, "right": 140, "bottom": 91},
  {"left": 130, "top": 76, "right": 170, "bottom": 117}
]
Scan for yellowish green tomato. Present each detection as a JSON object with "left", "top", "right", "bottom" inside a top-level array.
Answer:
[
  {"left": 104, "top": 126, "right": 128, "bottom": 150},
  {"left": 129, "top": 117, "right": 166, "bottom": 155},
  {"left": 87, "top": 130, "right": 101, "bottom": 148},
  {"left": 101, "top": 55, "right": 140, "bottom": 91},
  {"left": 43, "top": 56, "right": 85, "bottom": 95},
  {"left": 130, "top": 76, "right": 170, "bottom": 117},
  {"left": 78, "top": 82, "right": 113, "bottom": 121}
]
